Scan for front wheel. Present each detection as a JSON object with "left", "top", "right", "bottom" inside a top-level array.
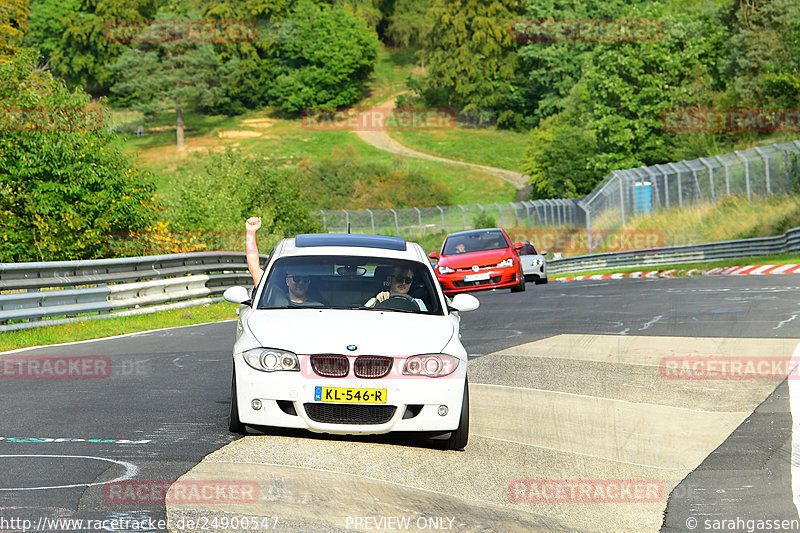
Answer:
[
  {"left": 510, "top": 267, "right": 526, "bottom": 292},
  {"left": 443, "top": 379, "right": 469, "bottom": 450},
  {"left": 229, "top": 368, "right": 247, "bottom": 435}
]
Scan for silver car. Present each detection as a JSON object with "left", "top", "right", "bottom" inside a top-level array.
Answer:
[{"left": 513, "top": 241, "right": 548, "bottom": 284}]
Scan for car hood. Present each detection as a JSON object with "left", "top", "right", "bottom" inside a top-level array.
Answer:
[
  {"left": 245, "top": 309, "right": 456, "bottom": 356},
  {"left": 439, "top": 249, "right": 512, "bottom": 268}
]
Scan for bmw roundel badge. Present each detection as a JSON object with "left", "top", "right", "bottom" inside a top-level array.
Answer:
[{"left": 346, "top": 344, "right": 358, "bottom": 352}]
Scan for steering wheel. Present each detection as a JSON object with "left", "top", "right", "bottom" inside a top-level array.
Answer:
[{"left": 375, "top": 292, "right": 418, "bottom": 311}]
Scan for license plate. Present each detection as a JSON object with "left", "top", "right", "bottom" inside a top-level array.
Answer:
[
  {"left": 464, "top": 272, "right": 490, "bottom": 282},
  {"left": 314, "top": 386, "right": 387, "bottom": 404}
]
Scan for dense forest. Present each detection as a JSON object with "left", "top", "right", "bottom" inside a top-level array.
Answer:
[{"left": 1, "top": 0, "right": 798, "bottom": 260}]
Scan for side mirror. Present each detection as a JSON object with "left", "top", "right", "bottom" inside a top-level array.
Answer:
[
  {"left": 429, "top": 251, "right": 439, "bottom": 259},
  {"left": 223, "top": 286, "right": 251, "bottom": 305},
  {"left": 541, "top": 251, "right": 548, "bottom": 256},
  {"left": 449, "top": 293, "right": 479, "bottom": 313}
]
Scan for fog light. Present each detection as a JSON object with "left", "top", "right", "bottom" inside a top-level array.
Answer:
[
  {"left": 437, "top": 405, "right": 448, "bottom": 416},
  {"left": 251, "top": 399, "right": 262, "bottom": 410}
]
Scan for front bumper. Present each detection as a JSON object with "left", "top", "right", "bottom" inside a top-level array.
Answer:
[
  {"left": 234, "top": 356, "right": 466, "bottom": 434},
  {"left": 436, "top": 267, "right": 519, "bottom": 294}
]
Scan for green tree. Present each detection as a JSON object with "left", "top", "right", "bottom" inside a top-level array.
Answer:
[
  {"left": 386, "top": 0, "right": 431, "bottom": 47},
  {"left": 268, "top": 0, "right": 380, "bottom": 114},
  {"left": 418, "top": 0, "right": 519, "bottom": 119},
  {"left": 25, "top": 0, "right": 157, "bottom": 94},
  {"left": 109, "top": 13, "right": 238, "bottom": 149},
  {"left": 0, "top": 49, "right": 157, "bottom": 262},
  {"left": 0, "top": 0, "right": 29, "bottom": 57}
]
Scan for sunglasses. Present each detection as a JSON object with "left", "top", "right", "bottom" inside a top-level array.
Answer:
[
  {"left": 287, "top": 275, "right": 311, "bottom": 283},
  {"left": 393, "top": 275, "right": 413, "bottom": 284}
]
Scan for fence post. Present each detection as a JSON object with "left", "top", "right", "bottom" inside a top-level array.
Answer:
[
  {"left": 494, "top": 203, "right": 503, "bottom": 226},
  {"left": 774, "top": 144, "right": 791, "bottom": 187},
  {"left": 754, "top": 147, "right": 771, "bottom": 195},
  {"left": 389, "top": 208, "right": 399, "bottom": 236},
  {"left": 616, "top": 172, "right": 626, "bottom": 227},
  {"left": 714, "top": 155, "right": 731, "bottom": 196},
  {"left": 642, "top": 166, "right": 661, "bottom": 209},
  {"left": 579, "top": 201, "right": 592, "bottom": 253},
  {"left": 699, "top": 158, "right": 715, "bottom": 203},
  {"left": 523, "top": 201, "right": 531, "bottom": 226},
  {"left": 667, "top": 163, "right": 683, "bottom": 207},
  {"left": 318, "top": 210, "right": 327, "bottom": 232},
  {"left": 458, "top": 205, "right": 466, "bottom": 230},
  {"left": 509, "top": 202, "right": 519, "bottom": 227},
  {"left": 365, "top": 208, "right": 375, "bottom": 234},
  {"left": 734, "top": 151, "right": 751, "bottom": 200},
  {"left": 436, "top": 205, "right": 445, "bottom": 232},
  {"left": 413, "top": 207, "right": 423, "bottom": 234}
]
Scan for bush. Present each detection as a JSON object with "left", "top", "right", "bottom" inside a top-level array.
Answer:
[{"left": 0, "top": 49, "right": 157, "bottom": 262}]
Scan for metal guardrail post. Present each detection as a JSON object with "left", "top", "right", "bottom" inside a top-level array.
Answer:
[
  {"left": 734, "top": 150, "right": 751, "bottom": 200},
  {"left": 754, "top": 147, "right": 771, "bottom": 195},
  {"left": 699, "top": 158, "right": 715, "bottom": 202}
]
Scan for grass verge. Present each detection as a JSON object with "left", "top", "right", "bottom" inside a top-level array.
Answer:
[{"left": 0, "top": 301, "right": 238, "bottom": 353}]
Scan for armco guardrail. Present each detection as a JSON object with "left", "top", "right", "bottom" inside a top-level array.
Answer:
[
  {"left": 0, "top": 252, "right": 264, "bottom": 332},
  {"left": 547, "top": 227, "right": 800, "bottom": 275}
]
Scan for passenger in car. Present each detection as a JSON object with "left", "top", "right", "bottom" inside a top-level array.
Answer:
[
  {"left": 364, "top": 266, "right": 427, "bottom": 311},
  {"left": 454, "top": 243, "right": 467, "bottom": 253},
  {"left": 245, "top": 216, "right": 264, "bottom": 285}
]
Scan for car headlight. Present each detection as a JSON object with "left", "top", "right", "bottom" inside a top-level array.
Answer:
[
  {"left": 403, "top": 354, "right": 459, "bottom": 377},
  {"left": 242, "top": 348, "right": 299, "bottom": 372},
  {"left": 438, "top": 265, "right": 455, "bottom": 274},
  {"left": 496, "top": 258, "right": 514, "bottom": 268}
]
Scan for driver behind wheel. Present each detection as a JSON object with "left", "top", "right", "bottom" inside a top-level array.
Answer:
[{"left": 364, "top": 266, "right": 427, "bottom": 311}]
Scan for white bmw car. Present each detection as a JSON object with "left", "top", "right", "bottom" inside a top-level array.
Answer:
[{"left": 223, "top": 233, "right": 479, "bottom": 450}]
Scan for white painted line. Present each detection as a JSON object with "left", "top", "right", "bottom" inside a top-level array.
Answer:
[
  {"left": 0, "top": 455, "right": 138, "bottom": 491},
  {"left": 471, "top": 382, "right": 738, "bottom": 415},
  {"left": 775, "top": 315, "right": 799, "bottom": 330},
  {"left": 0, "top": 319, "right": 238, "bottom": 355},
  {"left": 470, "top": 434, "right": 688, "bottom": 471},
  {"left": 639, "top": 315, "right": 663, "bottom": 331}
]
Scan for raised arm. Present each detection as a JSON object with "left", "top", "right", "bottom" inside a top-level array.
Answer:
[{"left": 245, "top": 217, "right": 264, "bottom": 286}]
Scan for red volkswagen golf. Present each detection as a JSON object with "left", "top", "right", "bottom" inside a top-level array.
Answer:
[{"left": 430, "top": 228, "right": 525, "bottom": 294}]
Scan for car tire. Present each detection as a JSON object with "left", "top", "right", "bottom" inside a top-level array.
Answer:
[
  {"left": 443, "top": 379, "right": 469, "bottom": 450},
  {"left": 510, "top": 267, "right": 526, "bottom": 293},
  {"left": 535, "top": 277, "right": 548, "bottom": 285},
  {"left": 229, "top": 368, "right": 247, "bottom": 435}
]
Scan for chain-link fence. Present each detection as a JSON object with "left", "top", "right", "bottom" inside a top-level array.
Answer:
[
  {"left": 311, "top": 140, "right": 800, "bottom": 240},
  {"left": 583, "top": 141, "right": 800, "bottom": 231},
  {"left": 312, "top": 199, "right": 584, "bottom": 237}
]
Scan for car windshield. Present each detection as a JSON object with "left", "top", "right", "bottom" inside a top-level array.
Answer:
[
  {"left": 443, "top": 230, "right": 508, "bottom": 254},
  {"left": 257, "top": 255, "right": 442, "bottom": 315}
]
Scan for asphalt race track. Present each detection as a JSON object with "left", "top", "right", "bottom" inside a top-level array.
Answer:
[{"left": 1, "top": 275, "right": 800, "bottom": 533}]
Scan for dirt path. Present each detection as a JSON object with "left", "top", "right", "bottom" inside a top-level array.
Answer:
[{"left": 354, "top": 95, "right": 531, "bottom": 193}]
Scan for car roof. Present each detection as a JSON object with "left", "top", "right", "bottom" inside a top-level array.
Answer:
[
  {"left": 276, "top": 233, "right": 428, "bottom": 262},
  {"left": 445, "top": 228, "right": 507, "bottom": 238}
]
